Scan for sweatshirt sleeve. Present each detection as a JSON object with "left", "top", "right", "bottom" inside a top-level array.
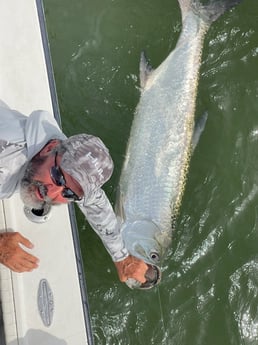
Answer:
[{"left": 76, "top": 188, "right": 129, "bottom": 262}]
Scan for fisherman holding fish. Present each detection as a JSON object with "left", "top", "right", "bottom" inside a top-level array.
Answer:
[
  {"left": 0, "top": 100, "right": 148, "bottom": 284},
  {"left": 0, "top": 0, "right": 243, "bottom": 289}
]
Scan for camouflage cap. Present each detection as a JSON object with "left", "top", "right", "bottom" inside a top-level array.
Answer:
[{"left": 60, "top": 134, "right": 114, "bottom": 198}]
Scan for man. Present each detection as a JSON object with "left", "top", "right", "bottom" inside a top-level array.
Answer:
[{"left": 0, "top": 100, "right": 148, "bottom": 284}]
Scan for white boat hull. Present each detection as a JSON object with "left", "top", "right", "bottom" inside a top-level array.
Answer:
[{"left": 0, "top": 1, "right": 92, "bottom": 344}]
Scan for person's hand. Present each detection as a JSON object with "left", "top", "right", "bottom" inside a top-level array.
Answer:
[
  {"left": 114, "top": 255, "right": 148, "bottom": 283},
  {"left": 0, "top": 232, "right": 39, "bottom": 272}
]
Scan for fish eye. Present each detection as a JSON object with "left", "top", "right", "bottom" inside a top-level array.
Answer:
[{"left": 150, "top": 251, "right": 160, "bottom": 262}]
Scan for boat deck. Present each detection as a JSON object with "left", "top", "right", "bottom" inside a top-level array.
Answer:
[{"left": 0, "top": 1, "right": 93, "bottom": 344}]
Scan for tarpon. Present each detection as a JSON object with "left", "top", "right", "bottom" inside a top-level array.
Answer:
[{"left": 115, "top": 0, "right": 243, "bottom": 289}]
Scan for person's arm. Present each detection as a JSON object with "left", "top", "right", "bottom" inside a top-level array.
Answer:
[
  {"left": 77, "top": 189, "right": 148, "bottom": 283},
  {"left": 0, "top": 232, "right": 39, "bottom": 272},
  {"left": 77, "top": 188, "right": 128, "bottom": 261}
]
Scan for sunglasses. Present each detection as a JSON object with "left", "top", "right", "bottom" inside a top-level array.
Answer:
[{"left": 50, "top": 152, "right": 82, "bottom": 201}]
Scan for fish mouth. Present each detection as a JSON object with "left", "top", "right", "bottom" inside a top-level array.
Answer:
[{"left": 125, "top": 264, "right": 161, "bottom": 290}]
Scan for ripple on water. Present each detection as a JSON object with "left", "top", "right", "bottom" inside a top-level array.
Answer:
[{"left": 229, "top": 260, "right": 258, "bottom": 344}]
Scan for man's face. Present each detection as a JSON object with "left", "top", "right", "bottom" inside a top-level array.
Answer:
[{"left": 20, "top": 149, "right": 83, "bottom": 209}]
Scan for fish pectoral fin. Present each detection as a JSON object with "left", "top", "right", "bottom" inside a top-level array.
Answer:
[
  {"left": 192, "top": 111, "right": 208, "bottom": 152},
  {"left": 115, "top": 187, "right": 126, "bottom": 222},
  {"left": 139, "top": 51, "right": 154, "bottom": 89}
]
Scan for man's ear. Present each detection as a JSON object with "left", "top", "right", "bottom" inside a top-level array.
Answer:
[{"left": 38, "top": 139, "right": 60, "bottom": 157}]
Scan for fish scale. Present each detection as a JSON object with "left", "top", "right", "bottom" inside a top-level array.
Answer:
[
  {"left": 120, "top": 21, "right": 204, "bottom": 224},
  {"left": 115, "top": 0, "right": 243, "bottom": 289}
]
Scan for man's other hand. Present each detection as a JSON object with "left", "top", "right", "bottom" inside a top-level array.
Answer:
[{"left": 0, "top": 232, "right": 39, "bottom": 272}]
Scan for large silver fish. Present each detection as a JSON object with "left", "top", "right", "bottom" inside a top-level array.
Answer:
[{"left": 116, "top": 0, "right": 242, "bottom": 289}]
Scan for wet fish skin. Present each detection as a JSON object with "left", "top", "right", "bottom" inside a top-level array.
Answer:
[{"left": 116, "top": 0, "right": 243, "bottom": 289}]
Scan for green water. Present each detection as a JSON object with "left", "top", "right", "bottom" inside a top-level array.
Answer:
[{"left": 43, "top": 1, "right": 258, "bottom": 344}]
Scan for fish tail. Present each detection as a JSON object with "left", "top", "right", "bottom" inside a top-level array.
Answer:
[{"left": 178, "top": 0, "right": 243, "bottom": 25}]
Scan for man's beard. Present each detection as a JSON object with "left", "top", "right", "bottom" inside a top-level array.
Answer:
[{"left": 20, "top": 155, "right": 52, "bottom": 209}]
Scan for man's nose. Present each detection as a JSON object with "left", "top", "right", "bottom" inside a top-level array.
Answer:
[{"left": 45, "top": 183, "right": 63, "bottom": 197}]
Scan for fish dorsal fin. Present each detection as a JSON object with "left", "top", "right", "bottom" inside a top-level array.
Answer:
[{"left": 139, "top": 51, "right": 154, "bottom": 89}]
